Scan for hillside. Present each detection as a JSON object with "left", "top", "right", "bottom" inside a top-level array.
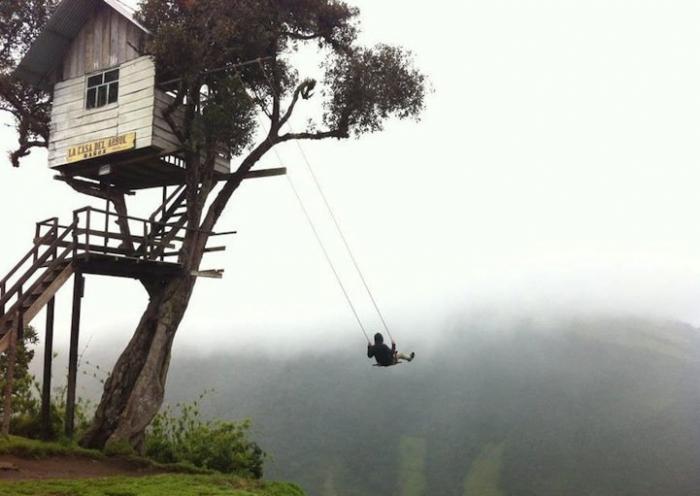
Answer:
[{"left": 162, "top": 315, "right": 700, "bottom": 496}]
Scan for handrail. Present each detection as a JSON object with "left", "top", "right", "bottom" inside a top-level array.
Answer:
[
  {"left": 1, "top": 197, "right": 225, "bottom": 321},
  {"left": 0, "top": 241, "right": 76, "bottom": 325},
  {"left": 0, "top": 221, "right": 76, "bottom": 311},
  {"left": 149, "top": 184, "right": 186, "bottom": 223},
  {"left": 0, "top": 227, "right": 58, "bottom": 290},
  {"left": 75, "top": 206, "right": 216, "bottom": 235},
  {"left": 36, "top": 217, "right": 59, "bottom": 227}
]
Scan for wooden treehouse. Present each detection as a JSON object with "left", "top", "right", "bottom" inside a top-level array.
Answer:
[{"left": 2, "top": 0, "right": 283, "bottom": 438}]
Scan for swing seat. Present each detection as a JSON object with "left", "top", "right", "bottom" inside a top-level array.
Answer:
[{"left": 372, "top": 362, "right": 403, "bottom": 368}]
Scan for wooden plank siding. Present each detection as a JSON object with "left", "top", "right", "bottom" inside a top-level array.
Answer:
[
  {"left": 49, "top": 56, "right": 155, "bottom": 168},
  {"left": 47, "top": 2, "right": 231, "bottom": 176},
  {"left": 62, "top": 3, "right": 144, "bottom": 81}
]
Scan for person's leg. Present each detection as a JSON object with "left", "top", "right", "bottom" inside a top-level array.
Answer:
[{"left": 396, "top": 351, "right": 415, "bottom": 362}]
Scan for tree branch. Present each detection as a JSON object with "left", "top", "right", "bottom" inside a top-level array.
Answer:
[
  {"left": 161, "top": 83, "right": 186, "bottom": 144},
  {"left": 279, "top": 79, "right": 316, "bottom": 129},
  {"left": 194, "top": 135, "right": 278, "bottom": 265},
  {"left": 278, "top": 128, "right": 348, "bottom": 142}
]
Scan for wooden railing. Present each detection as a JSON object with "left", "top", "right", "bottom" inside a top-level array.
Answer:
[
  {"left": 0, "top": 219, "right": 76, "bottom": 324},
  {"left": 0, "top": 200, "right": 231, "bottom": 323},
  {"left": 0, "top": 219, "right": 58, "bottom": 317},
  {"left": 67, "top": 206, "right": 188, "bottom": 262}
]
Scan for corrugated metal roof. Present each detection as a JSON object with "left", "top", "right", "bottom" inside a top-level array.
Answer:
[{"left": 15, "top": 0, "right": 150, "bottom": 89}]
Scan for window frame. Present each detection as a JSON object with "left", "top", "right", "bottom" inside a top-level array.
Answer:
[{"left": 85, "top": 67, "right": 120, "bottom": 111}]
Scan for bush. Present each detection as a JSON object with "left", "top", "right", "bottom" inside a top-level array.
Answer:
[
  {"left": 145, "top": 395, "right": 265, "bottom": 478},
  {"left": 0, "top": 326, "right": 94, "bottom": 441},
  {"left": 0, "top": 326, "right": 40, "bottom": 422}
]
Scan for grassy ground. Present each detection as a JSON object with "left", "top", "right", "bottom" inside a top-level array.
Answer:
[
  {"left": 0, "top": 475, "right": 305, "bottom": 496},
  {"left": 0, "top": 436, "right": 306, "bottom": 495},
  {"left": 0, "top": 435, "right": 103, "bottom": 459},
  {"left": 0, "top": 435, "right": 211, "bottom": 474}
]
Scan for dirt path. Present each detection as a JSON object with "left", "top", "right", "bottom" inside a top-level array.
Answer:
[{"left": 0, "top": 454, "right": 166, "bottom": 481}]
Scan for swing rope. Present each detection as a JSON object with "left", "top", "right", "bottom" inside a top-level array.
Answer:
[
  {"left": 232, "top": 59, "right": 393, "bottom": 345},
  {"left": 290, "top": 139, "right": 396, "bottom": 345},
  {"left": 284, "top": 167, "right": 372, "bottom": 344}
]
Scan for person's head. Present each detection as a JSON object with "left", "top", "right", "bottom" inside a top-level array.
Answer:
[{"left": 374, "top": 332, "right": 384, "bottom": 344}]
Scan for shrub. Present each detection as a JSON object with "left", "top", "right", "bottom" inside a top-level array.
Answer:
[
  {"left": 0, "top": 326, "right": 40, "bottom": 422},
  {"left": 0, "top": 326, "right": 94, "bottom": 441},
  {"left": 145, "top": 395, "right": 265, "bottom": 478}
]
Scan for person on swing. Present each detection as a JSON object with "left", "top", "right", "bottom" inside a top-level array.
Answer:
[{"left": 367, "top": 332, "right": 415, "bottom": 367}]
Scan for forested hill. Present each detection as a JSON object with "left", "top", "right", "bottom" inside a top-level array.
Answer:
[{"left": 163, "top": 316, "right": 700, "bottom": 496}]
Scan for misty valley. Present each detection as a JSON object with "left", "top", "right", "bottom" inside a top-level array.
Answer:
[{"left": 151, "top": 315, "right": 700, "bottom": 496}]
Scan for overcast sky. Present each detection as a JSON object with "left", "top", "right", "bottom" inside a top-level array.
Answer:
[{"left": 2, "top": 0, "right": 700, "bottom": 363}]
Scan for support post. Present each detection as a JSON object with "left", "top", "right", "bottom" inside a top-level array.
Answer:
[
  {"left": 65, "top": 273, "right": 84, "bottom": 439},
  {"left": 41, "top": 297, "right": 55, "bottom": 440},
  {"left": 161, "top": 186, "right": 167, "bottom": 262},
  {"left": 17, "top": 286, "right": 23, "bottom": 342},
  {"left": 1, "top": 327, "right": 18, "bottom": 436}
]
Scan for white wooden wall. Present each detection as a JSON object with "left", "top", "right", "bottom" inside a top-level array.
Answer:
[
  {"left": 49, "top": 56, "right": 155, "bottom": 168},
  {"left": 62, "top": 3, "right": 144, "bottom": 81}
]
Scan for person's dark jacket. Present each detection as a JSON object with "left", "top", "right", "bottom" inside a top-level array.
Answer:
[{"left": 367, "top": 338, "right": 396, "bottom": 366}]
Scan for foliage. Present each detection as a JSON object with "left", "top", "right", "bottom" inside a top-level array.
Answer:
[
  {"left": 135, "top": 0, "right": 426, "bottom": 156},
  {"left": 0, "top": 326, "right": 39, "bottom": 422},
  {"left": 130, "top": 0, "right": 429, "bottom": 242},
  {"left": 0, "top": 0, "right": 55, "bottom": 166},
  {"left": 0, "top": 474, "right": 306, "bottom": 496},
  {"left": 145, "top": 395, "right": 265, "bottom": 478},
  {"left": 0, "top": 326, "right": 94, "bottom": 441}
]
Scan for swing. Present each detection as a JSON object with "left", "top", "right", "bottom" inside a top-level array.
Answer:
[
  {"left": 284, "top": 151, "right": 404, "bottom": 367},
  {"left": 240, "top": 61, "right": 410, "bottom": 368}
]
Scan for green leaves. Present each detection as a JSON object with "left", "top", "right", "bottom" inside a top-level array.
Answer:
[
  {"left": 323, "top": 44, "right": 427, "bottom": 137},
  {"left": 145, "top": 394, "right": 266, "bottom": 478},
  {"left": 0, "top": 0, "right": 55, "bottom": 167},
  {"left": 0, "top": 327, "right": 39, "bottom": 422},
  {"left": 137, "top": 0, "right": 426, "bottom": 154}
]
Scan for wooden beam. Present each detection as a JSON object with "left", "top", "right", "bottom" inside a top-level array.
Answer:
[
  {"left": 190, "top": 269, "right": 224, "bottom": 279},
  {"left": 65, "top": 273, "right": 84, "bottom": 440},
  {"left": 41, "top": 297, "right": 55, "bottom": 440},
  {"left": 240, "top": 167, "right": 287, "bottom": 180},
  {"left": 54, "top": 175, "right": 135, "bottom": 196},
  {"left": 23, "top": 265, "right": 74, "bottom": 328}
]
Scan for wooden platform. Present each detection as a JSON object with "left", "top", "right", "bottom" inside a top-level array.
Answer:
[{"left": 70, "top": 253, "right": 183, "bottom": 280}]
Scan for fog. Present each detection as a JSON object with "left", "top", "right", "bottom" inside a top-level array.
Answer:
[
  {"left": 43, "top": 313, "right": 700, "bottom": 495},
  {"left": 3, "top": 0, "right": 700, "bottom": 366}
]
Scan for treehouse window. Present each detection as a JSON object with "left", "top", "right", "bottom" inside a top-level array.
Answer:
[{"left": 86, "top": 69, "right": 119, "bottom": 110}]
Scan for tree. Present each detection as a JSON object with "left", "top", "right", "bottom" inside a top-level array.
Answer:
[
  {"left": 0, "top": 0, "right": 54, "bottom": 167},
  {"left": 1, "top": 0, "right": 427, "bottom": 451}
]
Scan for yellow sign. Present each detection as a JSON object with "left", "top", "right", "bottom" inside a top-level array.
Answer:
[{"left": 67, "top": 133, "right": 136, "bottom": 163}]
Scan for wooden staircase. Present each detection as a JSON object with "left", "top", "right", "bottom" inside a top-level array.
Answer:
[
  {"left": 137, "top": 184, "right": 189, "bottom": 261},
  {"left": 0, "top": 221, "right": 77, "bottom": 352},
  {"left": 0, "top": 192, "right": 226, "bottom": 353}
]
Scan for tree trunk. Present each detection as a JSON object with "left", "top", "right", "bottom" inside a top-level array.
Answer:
[{"left": 80, "top": 274, "right": 196, "bottom": 451}]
